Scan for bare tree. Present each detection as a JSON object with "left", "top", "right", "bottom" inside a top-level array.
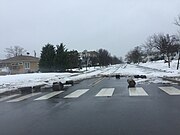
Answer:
[
  {"left": 145, "top": 34, "right": 180, "bottom": 68},
  {"left": 143, "top": 37, "right": 158, "bottom": 57},
  {"left": 4, "top": 46, "right": 26, "bottom": 58},
  {"left": 98, "top": 49, "right": 111, "bottom": 66},
  {"left": 174, "top": 15, "right": 180, "bottom": 27},
  {"left": 125, "top": 46, "right": 143, "bottom": 64}
]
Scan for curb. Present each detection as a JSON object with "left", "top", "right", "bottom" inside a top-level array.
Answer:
[{"left": 162, "top": 77, "right": 180, "bottom": 84}]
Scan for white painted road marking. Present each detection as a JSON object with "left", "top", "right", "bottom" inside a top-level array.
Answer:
[
  {"left": 88, "top": 77, "right": 105, "bottom": 87},
  {"left": 34, "top": 91, "right": 63, "bottom": 100},
  {"left": 95, "top": 88, "right": 115, "bottom": 97},
  {"left": 0, "top": 94, "right": 21, "bottom": 102},
  {"left": 64, "top": 89, "right": 89, "bottom": 98},
  {"left": 7, "top": 92, "right": 41, "bottom": 102},
  {"left": 159, "top": 87, "right": 180, "bottom": 95},
  {"left": 129, "top": 87, "right": 148, "bottom": 96}
]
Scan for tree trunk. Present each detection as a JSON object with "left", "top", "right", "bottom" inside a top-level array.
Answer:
[
  {"left": 168, "top": 55, "right": 171, "bottom": 68},
  {"left": 177, "top": 58, "right": 180, "bottom": 70}
]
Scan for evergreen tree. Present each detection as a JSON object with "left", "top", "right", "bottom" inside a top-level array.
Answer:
[
  {"left": 67, "top": 50, "right": 79, "bottom": 69},
  {"left": 39, "top": 43, "right": 56, "bottom": 72},
  {"left": 54, "top": 43, "right": 68, "bottom": 71}
]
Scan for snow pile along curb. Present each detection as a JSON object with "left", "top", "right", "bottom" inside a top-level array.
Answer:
[{"left": 162, "top": 76, "right": 180, "bottom": 84}]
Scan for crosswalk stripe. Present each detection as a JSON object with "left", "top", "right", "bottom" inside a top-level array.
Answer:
[
  {"left": 129, "top": 87, "right": 148, "bottom": 96},
  {"left": 7, "top": 92, "right": 41, "bottom": 102},
  {"left": 0, "top": 94, "right": 21, "bottom": 102},
  {"left": 95, "top": 88, "right": 114, "bottom": 97},
  {"left": 64, "top": 89, "right": 89, "bottom": 98},
  {"left": 159, "top": 87, "right": 180, "bottom": 95},
  {"left": 3, "top": 86, "right": 180, "bottom": 103},
  {"left": 34, "top": 91, "right": 63, "bottom": 100}
]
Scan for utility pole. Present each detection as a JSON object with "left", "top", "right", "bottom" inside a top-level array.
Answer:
[
  {"left": 84, "top": 50, "right": 88, "bottom": 71},
  {"left": 177, "top": 50, "right": 180, "bottom": 70}
]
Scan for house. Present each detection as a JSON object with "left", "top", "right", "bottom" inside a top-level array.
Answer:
[
  {"left": 79, "top": 50, "right": 99, "bottom": 67},
  {"left": 0, "top": 55, "right": 39, "bottom": 74},
  {"left": 79, "top": 50, "right": 98, "bottom": 58}
]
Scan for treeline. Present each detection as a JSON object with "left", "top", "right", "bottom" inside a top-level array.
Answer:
[
  {"left": 39, "top": 43, "right": 123, "bottom": 72},
  {"left": 125, "top": 14, "right": 180, "bottom": 69}
]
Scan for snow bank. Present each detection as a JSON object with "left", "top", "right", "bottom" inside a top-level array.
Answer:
[
  {"left": 0, "top": 60, "right": 179, "bottom": 93},
  {"left": 0, "top": 73, "right": 72, "bottom": 90}
]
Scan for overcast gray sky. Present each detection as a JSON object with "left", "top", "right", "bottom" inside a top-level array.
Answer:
[{"left": 0, "top": 0, "right": 180, "bottom": 59}]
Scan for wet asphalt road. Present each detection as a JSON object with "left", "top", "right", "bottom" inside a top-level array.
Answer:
[{"left": 0, "top": 77, "right": 180, "bottom": 135}]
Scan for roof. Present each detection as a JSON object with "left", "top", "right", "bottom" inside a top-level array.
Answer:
[{"left": 0, "top": 55, "right": 40, "bottom": 63}]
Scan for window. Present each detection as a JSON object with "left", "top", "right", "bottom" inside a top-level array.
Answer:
[
  {"left": 24, "top": 62, "right": 30, "bottom": 69},
  {"left": 11, "top": 63, "right": 18, "bottom": 66}
]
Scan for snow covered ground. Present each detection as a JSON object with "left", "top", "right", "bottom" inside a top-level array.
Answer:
[{"left": 0, "top": 60, "right": 179, "bottom": 94}]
